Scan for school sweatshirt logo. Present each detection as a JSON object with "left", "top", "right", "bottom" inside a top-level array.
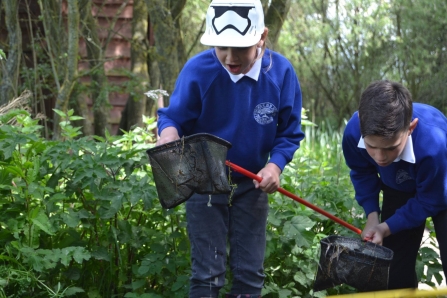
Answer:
[
  {"left": 396, "top": 169, "right": 413, "bottom": 184},
  {"left": 254, "top": 102, "right": 278, "bottom": 125}
]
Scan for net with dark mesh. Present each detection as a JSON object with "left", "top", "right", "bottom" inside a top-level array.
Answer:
[
  {"left": 146, "top": 133, "right": 232, "bottom": 209},
  {"left": 313, "top": 235, "right": 394, "bottom": 292}
]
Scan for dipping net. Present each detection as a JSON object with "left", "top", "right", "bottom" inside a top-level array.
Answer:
[
  {"left": 146, "top": 133, "right": 232, "bottom": 209},
  {"left": 314, "top": 235, "right": 394, "bottom": 292}
]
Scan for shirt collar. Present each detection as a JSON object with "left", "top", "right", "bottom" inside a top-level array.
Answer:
[
  {"left": 222, "top": 48, "right": 262, "bottom": 83},
  {"left": 357, "top": 135, "right": 415, "bottom": 163}
]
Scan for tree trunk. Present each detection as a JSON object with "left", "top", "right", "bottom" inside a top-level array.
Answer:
[
  {"left": 52, "top": 0, "right": 80, "bottom": 139},
  {"left": 264, "top": 0, "right": 291, "bottom": 49},
  {"left": 118, "top": 0, "right": 150, "bottom": 133},
  {"left": 147, "top": 0, "right": 186, "bottom": 107},
  {"left": 145, "top": 45, "right": 160, "bottom": 117},
  {"left": 0, "top": 0, "right": 22, "bottom": 105},
  {"left": 81, "top": 0, "right": 110, "bottom": 137}
]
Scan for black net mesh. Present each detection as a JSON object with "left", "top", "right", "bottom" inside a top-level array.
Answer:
[
  {"left": 313, "top": 235, "right": 394, "bottom": 292},
  {"left": 146, "top": 133, "right": 232, "bottom": 209}
]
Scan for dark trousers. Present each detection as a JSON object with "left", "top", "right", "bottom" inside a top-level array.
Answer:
[
  {"left": 433, "top": 209, "right": 447, "bottom": 276},
  {"left": 381, "top": 184, "right": 447, "bottom": 289},
  {"left": 186, "top": 178, "right": 269, "bottom": 298}
]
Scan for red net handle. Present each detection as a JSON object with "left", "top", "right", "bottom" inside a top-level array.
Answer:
[{"left": 226, "top": 161, "right": 362, "bottom": 235}]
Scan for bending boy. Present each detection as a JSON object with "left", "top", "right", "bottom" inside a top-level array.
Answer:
[{"left": 342, "top": 80, "right": 447, "bottom": 289}]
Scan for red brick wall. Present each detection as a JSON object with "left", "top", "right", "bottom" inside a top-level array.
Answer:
[
  {"left": 78, "top": 0, "right": 134, "bottom": 134},
  {"left": 1, "top": 0, "right": 152, "bottom": 135}
]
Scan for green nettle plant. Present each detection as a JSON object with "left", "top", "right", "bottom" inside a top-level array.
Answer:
[
  {"left": 0, "top": 109, "right": 189, "bottom": 297},
  {"left": 0, "top": 108, "right": 443, "bottom": 297}
]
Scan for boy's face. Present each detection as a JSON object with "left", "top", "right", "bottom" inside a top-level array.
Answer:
[
  {"left": 363, "top": 133, "right": 408, "bottom": 167},
  {"left": 363, "top": 119, "right": 418, "bottom": 167},
  {"left": 214, "top": 28, "right": 267, "bottom": 75},
  {"left": 215, "top": 45, "right": 258, "bottom": 74}
]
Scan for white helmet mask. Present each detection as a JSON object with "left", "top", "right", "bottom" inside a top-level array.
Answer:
[{"left": 200, "top": 0, "right": 265, "bottom": 48}]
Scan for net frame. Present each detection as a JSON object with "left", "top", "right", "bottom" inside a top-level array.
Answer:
[
  {"left": 313, "top": 235, "right": 394, "bottom": 292},
  {"left": 146, "top": 133, "right": 232, "bottom": 209}
]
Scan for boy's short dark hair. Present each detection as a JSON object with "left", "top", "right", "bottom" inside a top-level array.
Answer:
[{"left": 359, "top": 80, "right": 413, "bottom": 138}]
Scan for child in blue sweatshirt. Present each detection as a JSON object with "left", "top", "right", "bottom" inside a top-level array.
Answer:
[
  {"left": 155, "top": 0, "right": 304, "bottom": 297},
  {"left": 342, "top": 80, "right": 447, "bottom": 289}
]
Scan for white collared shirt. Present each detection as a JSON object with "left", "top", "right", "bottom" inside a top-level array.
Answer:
[
  {"left": 222, "top": 48, "right": 262, "bottom": 83},
  {"left": 358, "top": 135, "right": 416, "bottom": 163}
]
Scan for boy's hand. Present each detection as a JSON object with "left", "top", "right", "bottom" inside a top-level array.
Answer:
[
  {"left": 254, "top": 163, "right": 281, "bottom": 193},
  {"left": 362, "top": 212, "right": 391, "bottom": 245},
  {"left": 156, "top": 127, "right": 179, "bottom": 146}
]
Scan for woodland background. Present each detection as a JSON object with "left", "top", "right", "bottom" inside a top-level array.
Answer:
[
  {"left": 0, "top": 0, "right": 446, "bottom": 297},
  {"left": 0, "top": 0, "right": 446, "bottom": 137}
]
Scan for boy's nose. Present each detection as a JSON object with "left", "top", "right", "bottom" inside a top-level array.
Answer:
[
  {"left": 376, "top": 150, "right": 387, "bottom": 161},
  {"left": 227, "top": 48, "right": 238, "bottom": 61}
]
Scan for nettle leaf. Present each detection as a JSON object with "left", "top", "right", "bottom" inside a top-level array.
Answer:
[
  {"left": 98, "top": 206, "right": 119, "bottom": 219},
  {"left": 0, "top": 110, "right": 29, "bottom": 124},
  {"left": 21, "top": 227, "right": 41, "bottom": 249},
  {"left": 58, "top": 247, "right": 91, "bottom": 266},
  {"left": 64, "top": 287, "right": 85, "bottom": 296},
  {"left": 131, "top": 279, "right": 146, "bottom": 290},
  {"left": 171, "top": 275, "right": 189, "bottom": 291},
  {"left": 72, "top": 246, "right": 91, "bottom": 263},
  {"left": 22, "top": 248, "right": 46, "bottom": 272},
  {"left": 268, "top": 214, "right": 283, "bottom": 227},
  {"left": 283, "top": 215, "right": 315, "bottom": 246},
  {"left": 137, "top": 253, "right": 165, "bottom": 276},
  {"left": 293, "top": 270, "right": 307, "bottom": 285},
  {"left": 30, "top": 209, "right": 56, "bottom": 235},
  {"left": 39, "top": 248, "right": 61, "bottom": 265},
  {"left": 0, "top": 134, "right": 29, "bottom": 160},
  {"left": 61, "top": 211, "right": 80, "bottom": 228},
  {"left": 26, "top": 155, "right": 41, "bottom": 183},
  {"left": 72, "top": 167, "right": 107, "bottom": 185},
  {"left": 91, "top": 246, "right": 111, "bottom": 262},
  {"left": 77, "top": 208, "right": 95, "bottom": 219},
  {"left": 20, "top": 247, "right": 56, "bottom": 271},
  {"left": 3, "top": 165, "right": 25, "bottom": 179},
  {"left": 28, "top": 181, "right": 49, "bottom": 199},
  {"left": 137, "top": 264, "right": 151, "bottom": 275},
  {"left": 278, "top": 289, "right": 293, "bottom": 298},
  {"left": 297, "top": 230, "right": 317, "bottom": 247},
  {"left": 53, "top": 109, "right": 66, "bottom": 118}
]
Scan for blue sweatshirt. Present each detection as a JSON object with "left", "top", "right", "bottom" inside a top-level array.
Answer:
[
  {"left": 157, "top": 48, "right": 304, "bottom": 176},
  {"left": 342, "top": 103, "right": 447, "bottom": 233}
]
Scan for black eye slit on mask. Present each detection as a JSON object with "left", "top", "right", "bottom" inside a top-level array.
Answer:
[{"left": 211, "top": 6, "right": 253, "bottom": 36}]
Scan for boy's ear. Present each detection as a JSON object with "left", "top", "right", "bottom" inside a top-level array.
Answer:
[
  {"left": 257, "top": 28, "right": 269, "bottom": 47},
  {"left": 409, "top": 118, "right": 418, "bottom": 135}
]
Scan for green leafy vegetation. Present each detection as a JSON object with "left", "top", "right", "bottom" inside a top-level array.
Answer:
[{"left": 0, "top": 108, "right": 442, "bottom": 297}]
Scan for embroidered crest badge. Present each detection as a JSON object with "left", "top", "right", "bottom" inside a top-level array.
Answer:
[
  {"left": 396, "top": 169, "right": 412, "bottom": 184},
  {"left": 254, "top": 102, "right": 278, "bottom": 125}
]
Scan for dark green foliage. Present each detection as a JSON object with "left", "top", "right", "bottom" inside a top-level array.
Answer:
[
  {"left": 0, "top": 109, "right": 442, "bottom": 297},
  {"left": 0, "top": 110, "right": 190, "bottom": 297}
]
